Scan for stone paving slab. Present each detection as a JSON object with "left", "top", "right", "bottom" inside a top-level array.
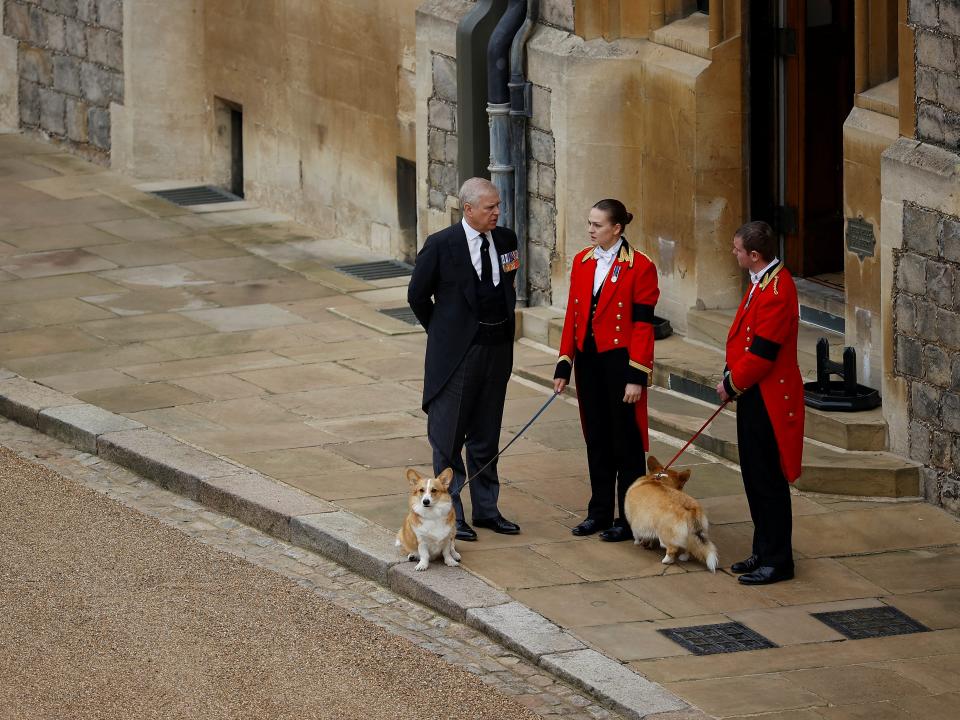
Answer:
[
  {"left": 38, "top": 403, "right": 144, "bottom": 453},
  {"left": 0, "top": 375, "right": 77, "bottom": 426},
  {"left": 466, "top": 601, "right": 586, "bottom": 659}
]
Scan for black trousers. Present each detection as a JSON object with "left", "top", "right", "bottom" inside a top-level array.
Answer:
[
  {"left": 426, "top": 341, "right": 512, "bottom": 523},
  {"left": 575, "top": 347, "right": 646, "bottom": 526},
  {"left": 736, "top": 385, "right": 794, "bottom": 570}
]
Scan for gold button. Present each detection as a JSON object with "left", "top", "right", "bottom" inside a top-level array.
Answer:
[
  {"left": 747, "top": 326, "right": 751, "bottom": 331},
  {"left": 789, "top": 412, "right": 794, "bottom": 417},
  {"left": 780, "top": 379, "right": 784, "bottom": 384},
  {"left": 784, "top": 395, "right": 789, "bottom": 400},
  {"left": 744, "top": 346, "right": 749, "bottom": 351},
  {"left": 618, "top": 302, "right": 623, "bottom": 307},
  {"left": 613, "top": 338, "right": 620, "bottom": 344},
  {"left": 574, "top": 298, "right": 579, "bottom": 304},
  {"left": 616, "top": 314, "right": 622, "bottom": 320},
  {"left": 615, "top": 326, "right": 621, "bottom": 331}
]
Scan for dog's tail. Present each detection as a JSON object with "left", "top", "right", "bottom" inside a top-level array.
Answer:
[{"left": 688, "top": 517, "right": 718, "bottom": 573}]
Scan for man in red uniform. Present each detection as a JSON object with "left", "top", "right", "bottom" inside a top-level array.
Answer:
[{"left": 716, "top": 221, "right": 804, "bottom": 585}]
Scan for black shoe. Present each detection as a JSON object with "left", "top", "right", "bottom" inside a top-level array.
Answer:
[
  {"left": 598, "top": 524, "right": 632, "bottom": 542},
  {"left": 456, "top": 520, "right": 477, "bottom": 541},
  {"left": 472, "top": 514, "right": 520, "bottom": 535},
  {"left": 738, "top": 565, "right": 794, "bottom": 585},
  {"left": 571, "top": 518, "right": 605, "bottom": 536},
  {"left": 730, "top": 555, "right": 760, "bottom": 574}
]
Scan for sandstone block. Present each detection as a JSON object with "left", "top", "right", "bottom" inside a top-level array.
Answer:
[
  {"left": 911, "top": 382, "right": 940, "bottom": 423},
  {"left": 916, "top": 66, "right": 938, "bottom": 103},
  {"left": 923, "top": 344, "right": 952, "bottom": 387},
  {"left": 53, "top": 54, "right": 81, "bottom": 95},
  {"left": 909, "top": 419, "right": 932, "bottom": 464},
  {"left": 428, "top": 98, "right": 455, "bottom": 131},
  {"left": 0, "top": 370, "right": 15, "bottom": 380},
  {"left": 432, "top": 52, "right": 457, "bottom": 102},
  {"left": 917, "top": 31, "right": 957, "bottom": 76},
  {"left": 531, "top": 83, "right": 551, "bottom": 132},
  {"left": 541, "top": 0, "right": 574, "bottom": 32},
  {"left": 97, "top": 0, "right": 123, "bottom": 32},
  {"left": 908, "top": 0, "right": 938, "bottom": 28},
  {"left": 77, "top": 0, "right": 96, "bottom": 23},
  {"left": 39, "top": 403, "right": 143, "bottom": 453},
  {"left": 895, "top": 333, "right": 922, "bottom": 376},
  {"left": 198, "top": 471, "right": 336, "bottom": 542},
  {"left": 529, "top": 195, "right": 556, "bottom": 245},
  {"left": 39, "top": 87, "right": 66, "bottom": 135},
  {"left": 290, "top": 511, "right": 400, "bottom": 583},
  {"left": 917, "top": 301, "right": 937, "bottom": 342},
  {"left": 944, "top": 217, "right": 960, "bottom": 263},
  {"left": 895, "top": 294, "right": 917, "bottom": 335},
  {"left": 466, "top": 602, "right": 584, "bottom": 660},
  {"left": 942, "top": 2, "right": 960, "bottom": 34},
  {"left": 938, "top": 72, "right": 960, "bottom": 114},
  {"left": 931, "top": 430, "right": 951, "bottom": 468},
  {"left": 97, "top": 428, "right": 240, "bottom": 499},
  {"left": 64, "top": 17, "right": 86, "bottom": 56},
  {"left": 20, "top": 45, "right": 53, "bottom": 84},
  {"left": 65, "top": 96, "right": 88, "bottom": 141},
  {"left": 19, "top": 78, "right": 40, "bottom": 125},
  {"left": 902, "top": 204, "right": 941, "bottom": 256},
  {"left": 28, "top": 6, "right": 47, "bottom": 46},
  {"left": 43, "top": 10, "right": 66, "bottom": 51},
  {"left": 539, "top": 164, "right": 555, "bottom": 199},
  {"left": 388, "top": 563, "right": 513, "bottom": 622},
  {"left": 918, "top": 102, "right": 946, "bottom": 146},
  {"left": 86, "top": 25, "right": 121, "bottom": 70},
  {"left": 541, "top": 649, "right": 688, "bottom": 719},
  {"left": 87, "top": 105, "right": 109, "bottom": 148},
  {"left": 0, "top": 377, "right": 77, "bottom": 427},
  {"left": 4, "top": 1, "right": 30, "bottom": 39},
  {"left": 943, "top": 392, "right": 960, "bottom": 433},
  {"left": 897, "top": 252, "right": 926, "bottom": 295},
  {"left": 936, "top": 307, "right": 960, "bottom": 346},
  {"left": 926, "top": 259, "right": 954, "bottom": 308},
  {"left": 530, "top": 128, "right": 555, "bottom": 164}
]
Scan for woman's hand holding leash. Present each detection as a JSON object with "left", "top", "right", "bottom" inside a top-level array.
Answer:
[{"left": 554, "top": 378, "right": 567, "bottom": 394}]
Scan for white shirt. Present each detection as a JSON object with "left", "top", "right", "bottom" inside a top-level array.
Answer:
[
  {"left": 593, "top": 237, "right": 623, "bottom": 294},
  {"left": 462, "top": 218, "right": 500, "bottom": 286},
  {"left": 747, "top": 257, "right": 780, "bottom": 306}
]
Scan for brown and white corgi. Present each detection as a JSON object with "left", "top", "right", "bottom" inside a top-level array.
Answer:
[
  {"left": 624, "top": 456, "right": 719, "bottom": 572},
  {"left": 396, "top": 467, "right": 460, "bottom": 571}
]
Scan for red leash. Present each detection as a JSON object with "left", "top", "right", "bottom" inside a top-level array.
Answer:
[{"left": 660, "top": 399, "right": 731, "bottom": 472}]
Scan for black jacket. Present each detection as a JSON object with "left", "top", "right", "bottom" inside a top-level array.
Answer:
[{"left": 407, "top": 222, "right": 518, "bottom": 410}]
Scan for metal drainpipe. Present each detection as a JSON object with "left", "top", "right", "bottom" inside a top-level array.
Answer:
[
  {"left": 456, "top": 0, "right": 508, "bottom": 187},
  {"left": 487, "top": 0, "right": 527, "bottom": 231},
  {"left": 508, "top": 0, "right": 538, "bottom": 306}
]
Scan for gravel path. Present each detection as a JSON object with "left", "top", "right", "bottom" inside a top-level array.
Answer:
[{"left": 0, "top": 444, "right": 546, "bottom": 720}]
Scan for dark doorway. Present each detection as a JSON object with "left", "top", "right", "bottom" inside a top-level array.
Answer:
[
  {"left": 748, "top": 0, "right": 855, "bottom": 279},
  {"left": 396, "top": 157, "right": 417, "bottom": 263},
  {"left": 229, "top": 105, "right": 244, "bottom": 198}
]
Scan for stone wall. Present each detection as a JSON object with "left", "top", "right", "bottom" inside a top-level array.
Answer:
[
  {"left": 893, "top": 203, "right": 960, "bottom": 514},
  {"left": 426, "top": 51, "right": 457, "bottom": 210},
  {"left": 526, "top": 84, "right": 557, "bottom": 305},
  {"left": 2, "top": 0, "right": 123, "bottom": 159},
  {"left": 911, "top": 0, "right": 960, "bottom": 150}
]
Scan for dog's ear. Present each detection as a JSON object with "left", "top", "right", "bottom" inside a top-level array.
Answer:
[
  {"left": 676, "top": 469, "right": 691, "bottom": 488},
  {"left": 647, "top": 455, "right": 661, "bottom": 472},
  {"left": 406, "top": 468, "right": 422, "bottom": 486},
  {"left": 437, "top": 467, "right": 454, "bottom": 490}
]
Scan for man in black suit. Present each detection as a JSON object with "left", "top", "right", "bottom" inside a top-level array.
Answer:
[{"left": 408, "top": 177, "right": 521, "bottom": 541}]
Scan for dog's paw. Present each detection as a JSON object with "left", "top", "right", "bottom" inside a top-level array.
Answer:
[
  {"left": 415, "top": 560, "right": 429, "bottom": 571},
  {"left": 678, "top": 552, "right": 690, "bottom": 562},
  {"left": 451, "top": 549, "right": 461, "bottom": 562},
  {"left": 661, "top": 555, "right": 675, "bottom": 565},
  {"left": 444, "top": 557, "right": 460, "bottom": 567},
  {"left": 407, "top": 553, "right": 418, "bottom": 562}
]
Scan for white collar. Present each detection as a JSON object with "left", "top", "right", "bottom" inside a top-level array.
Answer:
[
  {"left": 594, "top": 237, "right": 623, "bottom": 261},
  {"left": 461, "top": 218, "right": 487, "bottom": 243},
  {"left": 750, "top": 257, "right": 780, "bottom": 285}
]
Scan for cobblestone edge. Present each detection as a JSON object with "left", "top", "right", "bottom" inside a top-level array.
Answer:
[{"left": 0, "top": 370, "right": 693, "bottom": 720}]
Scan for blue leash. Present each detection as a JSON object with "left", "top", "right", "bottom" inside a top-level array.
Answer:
[{"left": 455, "top": 391, "right": 559, "bottom": 494}]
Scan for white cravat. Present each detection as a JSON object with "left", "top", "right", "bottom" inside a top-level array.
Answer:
[
  {"left": 593, "top": 238, "right": 623, "bottom": 294},
  {"left": 746, "top": 257, "right": 779, "bottom": 306},
  {"left": 461, "top": 218, "right": 500, "bottom": 286}
]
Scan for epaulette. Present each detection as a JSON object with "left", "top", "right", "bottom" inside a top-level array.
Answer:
[
  {"left": 759, "top": 262, "right": 784, "bottom": 291},
  {"left": 579, "top": 245, "right": 596, "bottom": 262}
]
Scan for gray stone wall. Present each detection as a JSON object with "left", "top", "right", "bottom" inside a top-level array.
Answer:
[
  {"left": 910, "top": 0, "right": 960, "bottom": 150},
  {"left": 893, "top": 203, "right": 960, "bottom": 515},
  {"left": 427, "top": 51, "right": 458, "bottom": 210},
  {"left": 3, "top": 0, "right": 123, "bottom": 157},
  {"left": 526, "top": 83, "right": 556, "bottom": 306}
]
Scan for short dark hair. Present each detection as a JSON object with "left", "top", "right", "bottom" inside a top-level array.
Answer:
[
  {"left": 735, "top": 221, "right": 777, "bottom": 261},
  {"left": 593, "top": 199, "right": 634, "bottom": 232}
]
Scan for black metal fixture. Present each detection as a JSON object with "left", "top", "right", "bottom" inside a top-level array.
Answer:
[{"left": 803, "top": 338, "right": 880, "bottom": 411}]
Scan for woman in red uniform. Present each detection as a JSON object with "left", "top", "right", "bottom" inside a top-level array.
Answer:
[{"left": 553, "top": 199, "right": 660, "bottom": 541}]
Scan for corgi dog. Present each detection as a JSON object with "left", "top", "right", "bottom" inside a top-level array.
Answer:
[
  {"left": 396, "top": 467, "right": 460, "bottom": 571},
  {"left": 623, "top": 456, "right": 719, "bottom": 573}
]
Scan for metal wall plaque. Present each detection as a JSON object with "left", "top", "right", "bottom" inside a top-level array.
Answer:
[{"left": 847, "top": 218, "right": 875, "bottom": 258}]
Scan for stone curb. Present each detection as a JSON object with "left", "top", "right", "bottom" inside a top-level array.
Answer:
[{"left": 0, "top": 371, "right": 694, "bottom": 720}]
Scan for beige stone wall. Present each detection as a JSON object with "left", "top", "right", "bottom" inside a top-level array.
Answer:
[{"left": 114, "top": 0, "right": 420, "bottom": 258}]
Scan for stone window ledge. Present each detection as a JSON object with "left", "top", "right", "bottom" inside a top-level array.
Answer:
[
  {"left": 855, "top": 77, "right": 900, "bottom": 119},
  {"left": 649, "top": 12, "right": 710, "bottom": 60}
]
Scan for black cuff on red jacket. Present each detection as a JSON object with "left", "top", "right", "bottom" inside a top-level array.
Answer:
[
  {"left": 554, "top": 359, "right": 572, "bottom": 381},
  {"left": 722, "top": 373, "right": 740, "bottom": 398},
  {"left": 626, "top": 365, "right": 649, "bottom": 386}
]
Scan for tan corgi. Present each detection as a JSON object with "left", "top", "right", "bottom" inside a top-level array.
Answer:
[
  {"left": 623, "top": 456, "right": 719, "bottom": 572},
  {"left": 396, "top": 468, "right": 460, "bottom": 571}
]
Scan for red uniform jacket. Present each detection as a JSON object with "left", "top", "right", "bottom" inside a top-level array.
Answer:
[
  {"left": 555, "top": 240, "right": 660, "bottom": 451},
  {"left": 722, "top": 262, "right": 805, "bottom": 482}
]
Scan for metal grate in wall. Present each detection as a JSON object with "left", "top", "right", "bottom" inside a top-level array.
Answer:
[
  {"left": 658, "top": 623, "right": 778, "bottom": 655},
  {"left": 811, "top": 607, "right": 929, "bottom": 640},
  {"left": 378, "top": 307, "right": 420, "bottom": 326},
  {"left": 150, "top": 186, "right": 243, "bottom": 206},
  {"left": 334, "top": 260, "right": 415, "bottom": 281}
]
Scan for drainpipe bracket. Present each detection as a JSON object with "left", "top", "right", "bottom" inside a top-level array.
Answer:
[{"left": 508, "top": 81, "right": 532, "bottom": 118}]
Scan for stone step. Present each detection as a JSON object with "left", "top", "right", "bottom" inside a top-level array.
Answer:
[
  {"left": 517, "top": 309, "right": 888, "bottom": 452},
  {"left": 796, "top": 277, "right": 846, "bottom": 334},
  {"left": 686, "top": 308, "right": 846, "bottom": 379},
  {"left": 514, "top": 356, "right": 918, "bottom": 498}
]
